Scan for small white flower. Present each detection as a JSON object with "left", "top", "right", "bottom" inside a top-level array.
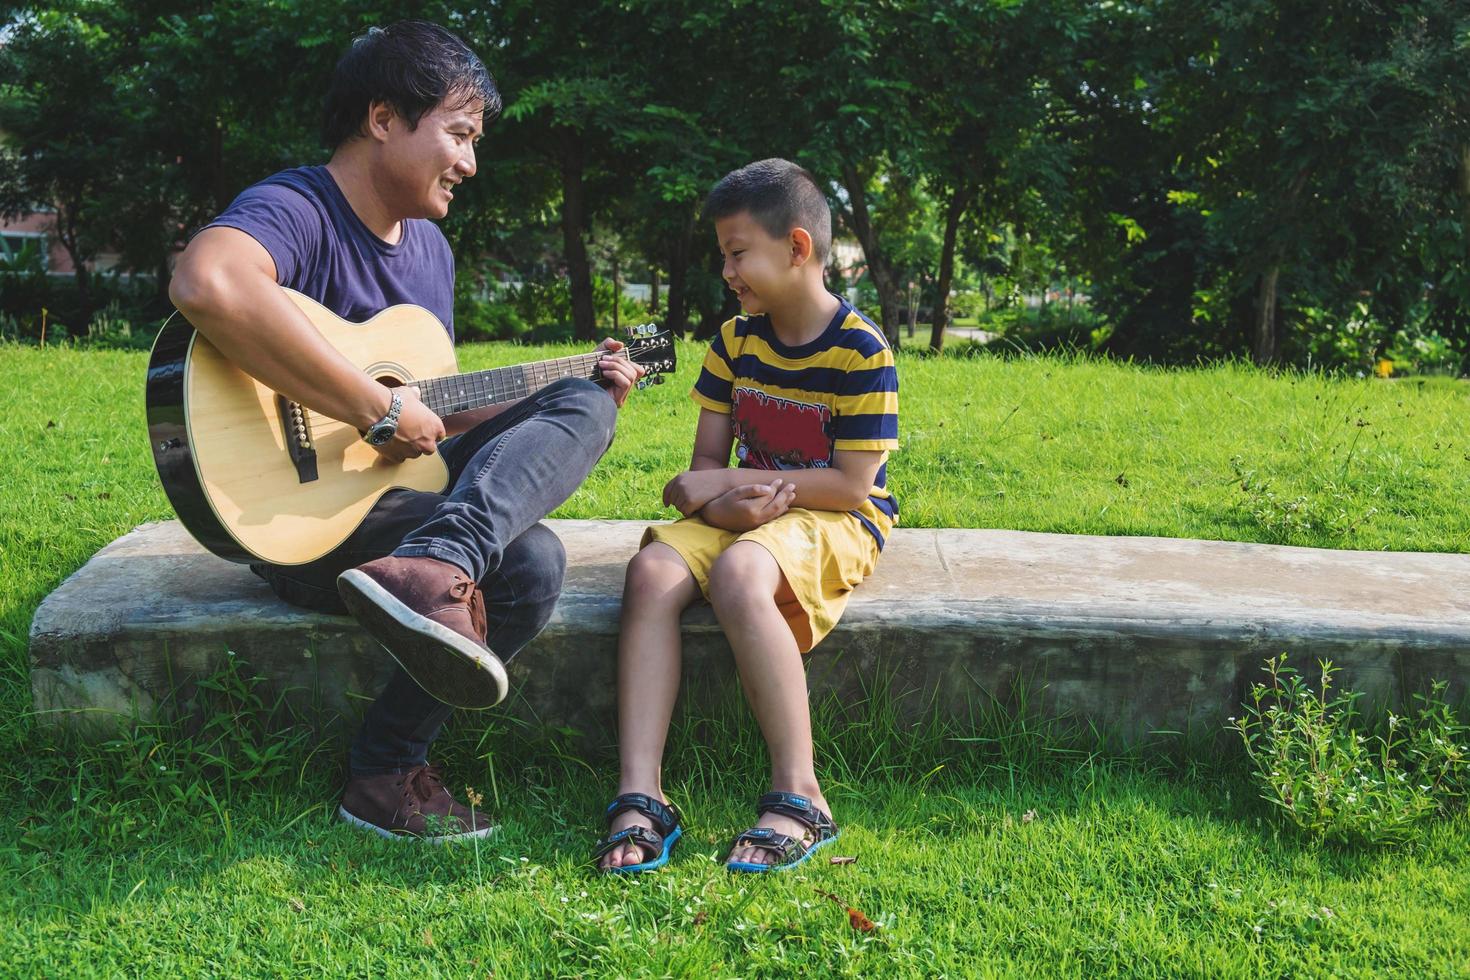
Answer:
[
  {"left": 560, "top": 896, "right": 568, "bottom": 904},
  {"left": 519, "top": 856, "right": 529, "bottom": 863}
]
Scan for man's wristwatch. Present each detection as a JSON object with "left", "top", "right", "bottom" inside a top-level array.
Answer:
[{"left": 363, "top": 390, "right": 403, "bottom": 446}]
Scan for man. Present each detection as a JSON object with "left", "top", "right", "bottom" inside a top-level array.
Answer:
[{"left": 169, "top": 21, "right": 643, "bottom": 841}]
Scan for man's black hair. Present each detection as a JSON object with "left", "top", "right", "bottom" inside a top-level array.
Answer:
[
  {"left": 703, "top": 158, "right": 832, "bottom": 263},
  {"left": 321, "top": 21, "right": 501, "bottom": 150}
]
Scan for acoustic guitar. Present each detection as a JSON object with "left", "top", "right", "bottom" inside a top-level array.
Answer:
[{"left": 146, "top": 288, "right": 676, "bottom": 566}]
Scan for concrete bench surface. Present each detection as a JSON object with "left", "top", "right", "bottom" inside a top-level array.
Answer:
[{"left": 29, "top": 520, "right": 1470, "bottom": 743}]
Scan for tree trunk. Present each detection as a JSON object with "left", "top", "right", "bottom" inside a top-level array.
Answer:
[
  {"left": 696, "top": 245, "right": 739, "bottom": 340},
  {"left": 906, "top": 282, "right": 917, "bottom": 338},
  {"left": 54, "top": 205, "right": 93, "bottom": 322},
  {"left": 929, "top": 185, "right": 968, "bottom": 355},
  {"left": 664, "top": 211, "right": 695, "bottom": 337},
  {"left": 1460, "top": 144, "right": 1470, "bottom": 232},
  {"left": 650, "top": 267, "right": 660, "bottom": 314},
  {"left": 611, "top": 252, "right": 621, "bottom": 334},
  {"left": 558, "top": 137, "right": 596, "bottom": 342},
  {"left": 1251, "top": 169, "right": 1309, "bottom": 364},
  {"left": 156, "top": 256, "right": 172, "bottom": 309},
  {"left": 1252, "top": 263, "right": 1281, "bottom": 365},
  {"left": 840, "top": 162, "right": 903, "bottom": 345}
]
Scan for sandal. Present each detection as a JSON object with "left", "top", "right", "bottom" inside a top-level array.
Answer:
[
  {"left": 592, "top": 793, "right": 683, "bottom": 874},
  {"left": 725, "top": 791, "right": 839, "bottom": 873}
]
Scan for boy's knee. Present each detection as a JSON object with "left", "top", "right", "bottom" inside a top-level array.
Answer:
[
  {"left": 707, "top": 544, "right": 776, "bottom": 604},
  {"left": 625, "top": 544, "right": 694, "bottom": 599}
]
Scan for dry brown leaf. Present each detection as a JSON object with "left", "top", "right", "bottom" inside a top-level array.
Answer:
[
  {"left": 422, "top": 926, "right": 435, "bottom": 947},
  {"left": 1022, "top": 809, "right": 1037, "bottom": 824},
  {"left": 288, "top": 897, "right": 305, "bottom": 914},
  {"left": 829, "top": 855, "right": 858, "bottom": 865},
  {"left": 815, "top": 889, "right": 879, "bottom": 933}
]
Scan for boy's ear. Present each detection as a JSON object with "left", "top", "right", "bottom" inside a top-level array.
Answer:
[{"left": 789, "top": 227, "right": 815, "bottom": 267}]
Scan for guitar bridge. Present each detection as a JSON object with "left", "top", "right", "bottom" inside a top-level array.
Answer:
[{"left": 277, "top": 396, "right": 319, "bottom": 484}]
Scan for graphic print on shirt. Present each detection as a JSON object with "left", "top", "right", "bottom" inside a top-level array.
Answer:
[{"left": 731, "top": 386, "right": 834, "bottom": 470}]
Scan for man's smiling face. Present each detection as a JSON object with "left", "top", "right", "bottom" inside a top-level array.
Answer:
[{"left": 380, "top": 95, "right": 484, "bottom": 220}]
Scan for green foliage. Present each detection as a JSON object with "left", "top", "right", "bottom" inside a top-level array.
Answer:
[
  {"left": 976, "top": 303, "right": 1104, "bottom": 352},
  {"left": 455, "top": 277, "right": 651, "bottom": 343},
  {"left": 1232, "top": 655, "right": 1469, "bottom": 847},
  {"left": 0, "top": 260, "right": 163, "bottom": 346},
  {"left": 4, "top": 1, "right": 1468, "bottom": 366}
]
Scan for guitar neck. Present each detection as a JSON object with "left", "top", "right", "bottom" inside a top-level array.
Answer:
[{"left": 415, "top": 351, "right": 612, "bottom": 417}]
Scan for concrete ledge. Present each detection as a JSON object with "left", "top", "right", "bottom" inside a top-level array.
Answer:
[{"left": 29, "top": 520, "right": 1470, "bottom": 744}]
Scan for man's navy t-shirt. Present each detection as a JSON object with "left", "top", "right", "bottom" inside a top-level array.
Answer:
[{"left": 206, "top": 166, "right": 456, "bottom": 338}]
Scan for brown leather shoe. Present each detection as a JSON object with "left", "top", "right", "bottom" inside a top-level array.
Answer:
[
  {"left": 338, "top": 764, "right": 495, "bottom": 842},
  {"left": 337, "top": 555, "right": 508, "bottom": 709}
]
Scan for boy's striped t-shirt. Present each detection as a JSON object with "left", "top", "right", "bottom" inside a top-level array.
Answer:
[{"left": 690, "top": 298, "right": 900, "bottom": 548}]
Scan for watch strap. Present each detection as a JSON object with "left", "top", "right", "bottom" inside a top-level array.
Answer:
[{"left": 364, "top": 390, "right": 403, "bottom": 445}]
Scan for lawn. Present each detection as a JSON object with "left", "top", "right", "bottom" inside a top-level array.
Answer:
[{"left": 2, "top": 342, "right": 1468, "bottom": 976}]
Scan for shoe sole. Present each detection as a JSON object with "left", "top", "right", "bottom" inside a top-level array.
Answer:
[
  {"left": 604, "top": 826, "right": 683, "bottom": 875},
  {"left": 337, "top": 568, "right": 509, "bottom": 710},
  {"left": 726, "top": 830, "right": 839, "bottom": 873},
  {"left": 338, "top": 805, "right": 497, "bottom": 843}
]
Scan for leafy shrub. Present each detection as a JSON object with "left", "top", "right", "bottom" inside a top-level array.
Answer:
[
  {"left": 0, "top": 250, "right": 165, "bottom": 347},
  {"left": 456, "top": 275, "right": 651, "bottom": 343},
  {"left": 978, "top": 303, "right": 1102, "bottom": 352},
  {"left": 1231, "top": 654, "right": 1468, "bottom": 846}
]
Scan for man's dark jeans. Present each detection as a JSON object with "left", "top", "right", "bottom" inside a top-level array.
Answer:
[{"left": 252, "top": 377, "right": 617, "bottom": 775}]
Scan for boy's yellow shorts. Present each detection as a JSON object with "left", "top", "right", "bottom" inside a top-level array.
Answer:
[{"left": 640, "top": 507, "right": 880, "bottom": 653}]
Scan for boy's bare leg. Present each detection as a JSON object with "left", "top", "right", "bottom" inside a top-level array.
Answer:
[
  {"left": 707, "top": 541, "right": 830, "bottom": 867},
  {"left": 601, "top": 543, "right": 701, "bottom": 870}
]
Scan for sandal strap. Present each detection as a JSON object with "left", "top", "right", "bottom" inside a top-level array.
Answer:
[
  {"left": 604, "top": 793, "right": 681, "bottom": 837},
  {"left": 755, "top": 791, "right": 837, "bottom": 840},
  {"left": 593, "top": 824, "right": 664, "bottom": 862},
  {"left": 729, "top": 826, "right": 802, "bottom": 864}
]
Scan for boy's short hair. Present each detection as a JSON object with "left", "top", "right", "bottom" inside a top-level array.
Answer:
[
  {"left": 703, "top": 159, "right": 832, "bottom": 264},
  {"left": 322, "top": 21, "right": 501, "bottom": 150}
]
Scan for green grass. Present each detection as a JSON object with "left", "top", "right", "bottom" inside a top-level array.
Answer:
[{"left": 3, "top": 341, "right": 1469, "bottom": 976}]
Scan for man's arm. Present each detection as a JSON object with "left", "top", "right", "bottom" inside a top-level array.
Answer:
[
  {"left": 439, "top": 335, "right": 643, "bottom": 438},
  {"left": 169, "top": 226, "right": 443, "bottom": 461}
]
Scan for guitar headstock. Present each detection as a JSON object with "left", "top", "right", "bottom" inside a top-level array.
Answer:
[{"left": 623, "top": 323, "right": 677, "bottom": 389}]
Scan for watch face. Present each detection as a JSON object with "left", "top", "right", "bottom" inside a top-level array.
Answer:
[{"left": 366, "top": 424, "right": 394, "bottom": 446}]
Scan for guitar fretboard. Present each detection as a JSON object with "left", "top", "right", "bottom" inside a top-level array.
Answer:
[{"left": 414, "top": 351, "right": 615, "bottom": 417}]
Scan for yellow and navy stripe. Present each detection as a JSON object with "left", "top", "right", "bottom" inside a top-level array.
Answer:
[{"left": 691, "top": 298, "right": 900, "bottom": 548}]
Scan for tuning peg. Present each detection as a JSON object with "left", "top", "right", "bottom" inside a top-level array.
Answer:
[{"left": 653, "top": 375, "right": 665, "bottom": 385}]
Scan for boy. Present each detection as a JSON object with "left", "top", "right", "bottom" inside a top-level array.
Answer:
[{"left": 594, "top": 159, "right": 899, "bottom": 872}]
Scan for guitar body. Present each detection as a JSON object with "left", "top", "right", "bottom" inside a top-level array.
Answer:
[{"left": 147, "top": 290, "right": 454, "bottom": 566}]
